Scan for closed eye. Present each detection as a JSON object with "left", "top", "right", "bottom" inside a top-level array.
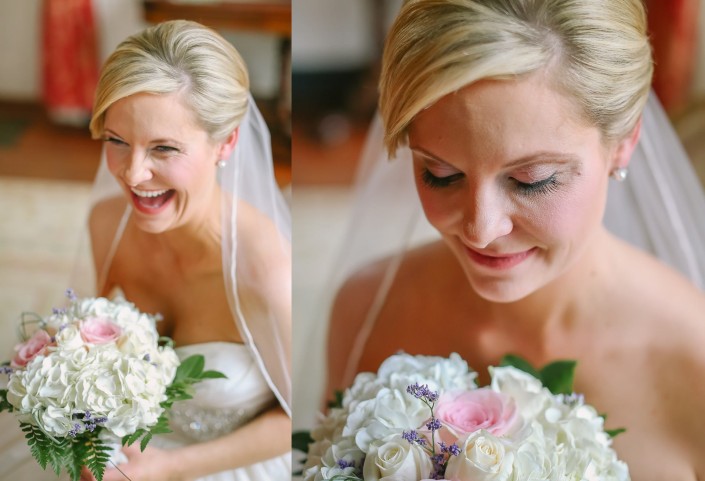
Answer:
[
  {"left": 103, "top": 137, "right": 127, "bottom": 146},
  {"left": 154, "top": 145, "right": 179, "bottom": 153},
  {"left": 421, "top": 169, "right": 464, "bottom": 189},
  {"left": 513, "top": 173, "right": 560, "bottom": 196}
]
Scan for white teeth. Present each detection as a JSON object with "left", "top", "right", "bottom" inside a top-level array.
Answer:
[{"left": 131, "top": 188, "right": 168, "bottom": 198}]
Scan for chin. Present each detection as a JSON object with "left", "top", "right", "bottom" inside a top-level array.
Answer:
[{"left": 464, "top": 271, "right": 543, "bottom": 304}]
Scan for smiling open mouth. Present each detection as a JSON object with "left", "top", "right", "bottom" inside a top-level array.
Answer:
[{"left": 130, "top": 188, "right": 176, "bottom": 213}]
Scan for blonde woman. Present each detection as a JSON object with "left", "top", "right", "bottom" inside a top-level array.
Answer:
[
  {"left": 80, "top": 20, "right": 291, "bottom": 481},
  {"left": 321, "top": 1, "right": 705, "bottom": 478}
]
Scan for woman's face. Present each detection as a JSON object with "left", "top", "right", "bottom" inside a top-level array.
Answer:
[
  {"left": 103, "top": 92, "right": 233, "bottom": 234},
  {"left": 408, "top": 73, "right": 622, "bottom": 303}
]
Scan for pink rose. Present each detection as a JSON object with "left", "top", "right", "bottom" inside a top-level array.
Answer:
[
  {"left": 435, "top": 388, "right": 519, "bottom": 441},
  {"left": 80, "top": 316, "right": 122, "bottom": 344},
  {"left": 11, "top": 330, "right": 53, "bottom": 367}
]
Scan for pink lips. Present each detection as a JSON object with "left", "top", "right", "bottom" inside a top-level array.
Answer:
[{"left": 465, "top": 246, "right": 536, "bottom": 270}]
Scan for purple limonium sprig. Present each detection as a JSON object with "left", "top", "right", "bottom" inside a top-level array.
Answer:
[
  {"left": 0, "top": 366, "right": 12, "bottom": 376},
  {"left": 68, "top": 423, "right": 83, "bottom": 438},
  {"left": 69, "top": 411, "right": 108, "bottom": 436},
  {"left": 404, "top": 383, "right": 460, "bottom": 478},
  {"left": 406, "top": 383, "right": 439, "bottom": 405},
  {"left": 52, "top": 307, "right": 67, "bottom": 316},
  {"left": 65, "top": 288, "right": 77, "bottom": 302},
  {"left": 439, "top": 441, "right": 461, "bottom": 457},
  {"left": 337, "top": 459, "right": 356, "bottom": 470},
  {"left": 402, "top": 430, "right": 427, "bottom": 446},
  {"left": 426, "top": 418, "right": 442, "bottom": 432}
]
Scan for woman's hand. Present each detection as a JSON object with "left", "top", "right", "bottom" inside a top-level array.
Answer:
[{"left": 79, "top": 445, "right": 192, "bottom": 481}]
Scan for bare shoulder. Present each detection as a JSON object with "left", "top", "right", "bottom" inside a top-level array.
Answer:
[
  {"left": 326, "top": 241, "right": 454, "bottom": 394},
  {"left": 611, "top": 239, "right": 705, "bottom": 467},
  {"left": 610, "top": 237, "right": 705, "bottom": 330}
]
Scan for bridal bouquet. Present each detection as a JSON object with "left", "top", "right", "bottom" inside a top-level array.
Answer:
[
  {"left": 0, "top": 289, "right": 224, "bottom": 481},
  {"left": 300, "top": 352, "right": 629, "bottom": 481}
]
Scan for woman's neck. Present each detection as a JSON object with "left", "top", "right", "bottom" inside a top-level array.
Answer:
[{"left": 475, "top": 227, "right": 617, "bottom": 353}]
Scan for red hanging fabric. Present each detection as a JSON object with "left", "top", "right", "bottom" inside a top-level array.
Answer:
[
  {"left": 645, "top": 0, "right": 701, "bottom": 116},
  {"left": 42, "top": 0, "right": 100, "bottom": 126}
]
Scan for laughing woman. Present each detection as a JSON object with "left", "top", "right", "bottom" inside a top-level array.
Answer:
[
  {"left": 323, "top": 1, "right": 705, "bottom": 479},
  {"left": 82, "top": 20, "right": 291, "bottom": 481}
]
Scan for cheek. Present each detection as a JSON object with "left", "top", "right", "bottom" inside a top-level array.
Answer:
[
  {"left": 528, "top": 174, "right": 608, "bottom": 245},
  {"left": 415, "top": 183, "right": 463, "bottom": 232},
  {"left": 105, "top": 148, "right": 124, "bottom": 176}
]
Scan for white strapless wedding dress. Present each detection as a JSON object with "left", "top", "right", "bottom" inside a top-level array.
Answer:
[{"left": 0, "top": 342, "right": 290, "bottom": 481}]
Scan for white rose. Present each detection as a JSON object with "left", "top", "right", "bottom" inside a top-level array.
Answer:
[
  {"left": 363, "top": 434, "right": 434, "bottom": 481},
  {"left": 490, "top": 366, "right": 552, "bottom": 421},
  {"left": 54, "top": 324, "right": 85, "bottom": 351},
  {"left": 445, "top": 430, "right": 515, "bottom": 481}
]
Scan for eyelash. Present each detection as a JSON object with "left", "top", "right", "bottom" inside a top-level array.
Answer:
[
  {"left": 513, "top": 173, "right": 561, "bottom": 196},
  {"left": 421, "top": 169, "right": 463, "bottom": 189},
  {"left": 103, "top": 138, "right": 179, "bottom": 154},
  {"left": 103, "top": 137, "right": 125, "bottom": 146},
  {"left": 421, "top": 168, "right": 561, "bottom": 196}
]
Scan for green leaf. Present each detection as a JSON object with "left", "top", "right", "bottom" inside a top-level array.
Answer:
[
  {"left": 174, "top": 354, "right": 205, "bottom": 382},
  {"left": 606, "top": 427, "right": 626, "bottom": 438},
  {"left": 0, "top": 389, "right": 14, "bottom": 413},
  {"left": 327, "top": 390, "right": 344, "bottom": 409},
  {"left": 140, "top": 432, "right": 153, "bottom": 452},
  {"left": 84, "top": 437, "right": 111, "bottom": 481},
  {"left": 292, "top": 430, "right": 313, "bottom": 454},
  {"left": 499, "top": 354, "right": 540, "bottom": 379},
  {"left": 123, "top": 428, "right": 146, "bottom": 447},
  {"left": 200, "top": 369, "right": 228, "bottom": 379},
  {"left": 539, "top": 360, "right": 577, "bottom": 395},
  {"left": 21, "top": 423, "right": 51, "bottom": 469}
]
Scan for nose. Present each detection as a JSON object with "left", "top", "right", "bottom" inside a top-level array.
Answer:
[
  {"left": 123, "top": 150, "right": 153, "bottom": 186},
  {"left": 461, "top": 185, "right": 513, "bottom": 248}
]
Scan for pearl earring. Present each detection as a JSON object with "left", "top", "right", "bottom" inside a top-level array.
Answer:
[
  {"left": 217, "top": 160, "right": 227, "bottom": 168},
  {"left": 610, "top": 167, "right": 628, "bottom": 182}
]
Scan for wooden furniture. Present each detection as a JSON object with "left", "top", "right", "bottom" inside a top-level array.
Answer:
[{"left": 142, "top": 0, "right": 291, "bottom": 37}]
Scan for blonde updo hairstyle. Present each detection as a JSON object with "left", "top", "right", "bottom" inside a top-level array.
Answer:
[
  {"left": 379, "top": 0, "right": 653, "bottom": 155},
  {"left": 90, "top": 20, "right": 249, "bottom": 143}
]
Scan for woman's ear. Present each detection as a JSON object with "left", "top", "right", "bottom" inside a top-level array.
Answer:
[
  {"left": 217, "top": 127, "right": 239, "bottom": 162},
  {"left": 611, "top": 117, "right": 642, "bottom": 170}
]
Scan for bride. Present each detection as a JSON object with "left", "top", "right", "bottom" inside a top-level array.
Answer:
[
  {"left": 76, "top": 20, "right": 291, "bottom": 481},
  {"left": 314, "top": 1, "right": 705, "bottom": 480}
]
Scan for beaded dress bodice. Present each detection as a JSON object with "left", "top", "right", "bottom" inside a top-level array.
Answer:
[{"left": 159, "top": 342, "right": 276, "bottom": 444}]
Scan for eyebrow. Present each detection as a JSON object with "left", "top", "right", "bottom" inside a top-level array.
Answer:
[{"left": 410, "top": 146, "right": 582, "bottom": 168}]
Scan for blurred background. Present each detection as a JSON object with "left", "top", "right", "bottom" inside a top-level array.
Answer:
[
  {"left": 0, "top": 0, "right": 291, "bottom": 361},
  {"left": 291, "top": 0, "right": 705, "bottom": 430}
]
